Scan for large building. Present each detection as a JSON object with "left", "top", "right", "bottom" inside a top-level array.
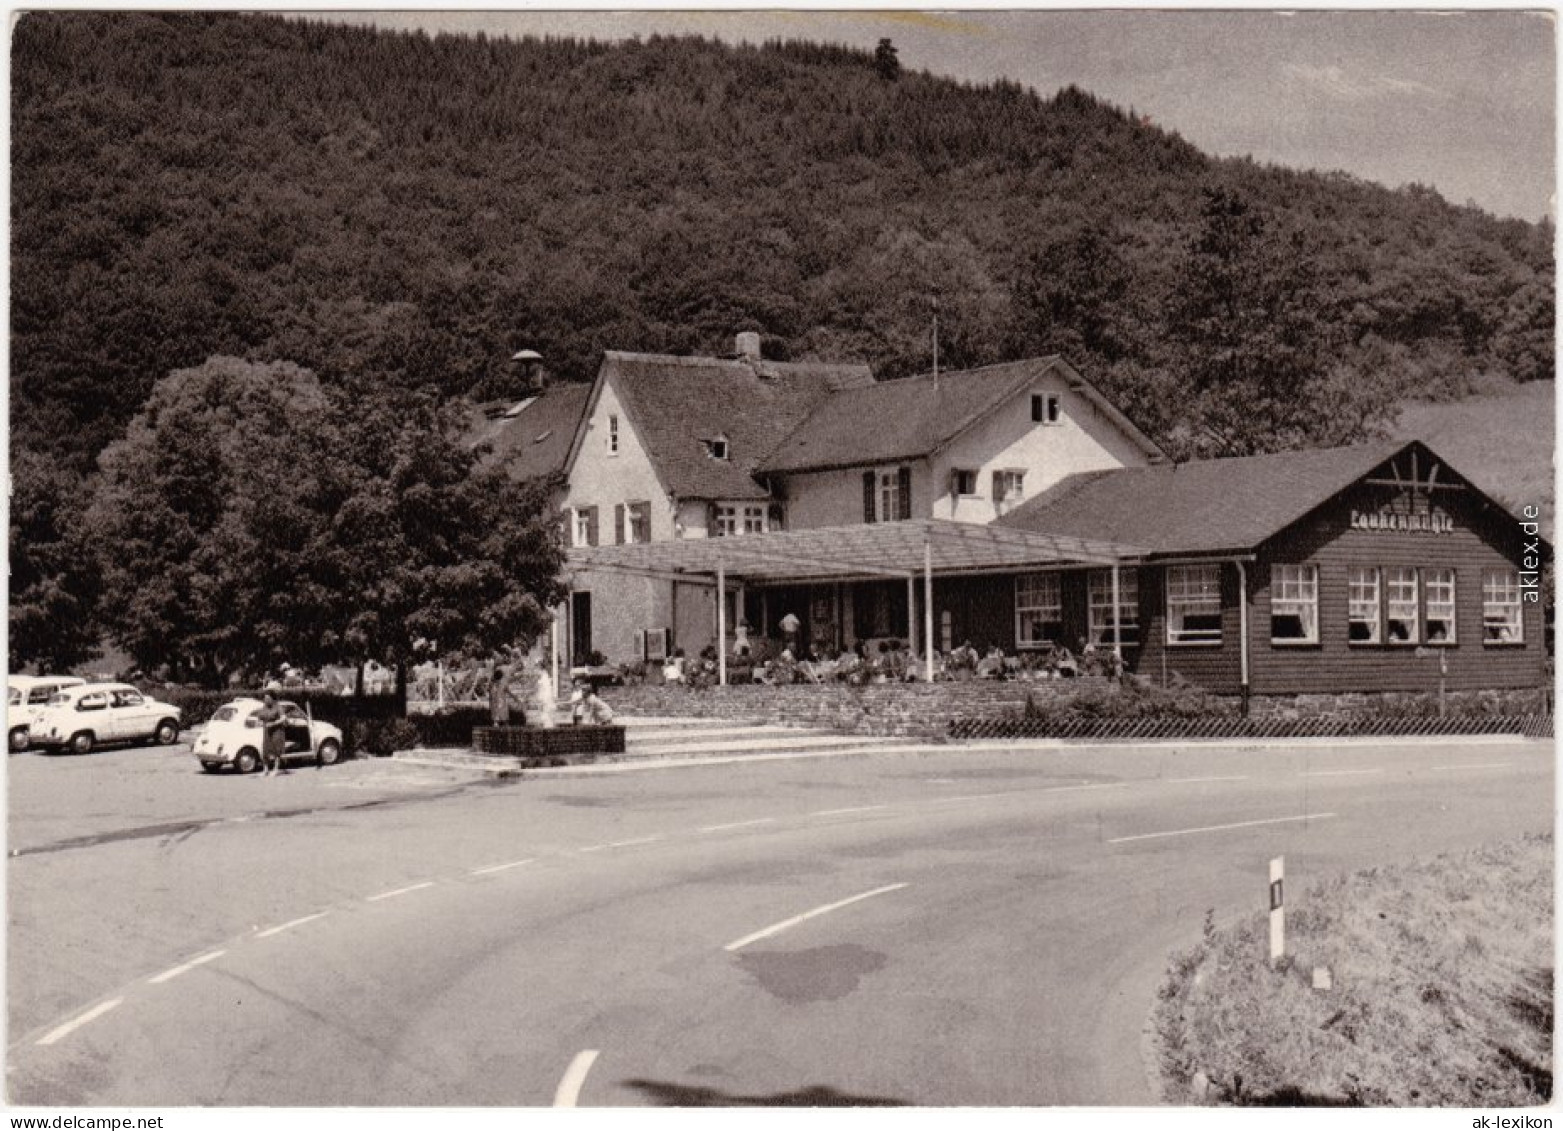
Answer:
[{"left": 486, "top": 335, "right": 1548, "bottom": 697}]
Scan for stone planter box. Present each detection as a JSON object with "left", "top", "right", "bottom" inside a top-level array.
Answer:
[{"left": 471, "top": 724, "right": 626, "bottom": 760}]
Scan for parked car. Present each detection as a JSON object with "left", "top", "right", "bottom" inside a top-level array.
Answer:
[
  {"left": 193, "top": 698, "right": 343, "bottom": 773},
  {"left": 8, "top": 675, "right": 87, "bottom": 751},
  {"left": 31, "top": 682, "right": 181, "bottom": 754}
]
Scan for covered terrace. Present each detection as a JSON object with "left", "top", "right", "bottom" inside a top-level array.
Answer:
[{"left": 565, "top": 519, "right": 1147, "bottom": 684}]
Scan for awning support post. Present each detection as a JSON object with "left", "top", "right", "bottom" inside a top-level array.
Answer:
[
  {"left": 1236, "top": 560, "right": 1250, "bottom": 717},
  {"left": 923, "top": 537, "right": 935, "bottom": 682},
  {"left": 906, "top": 573, "right": 918, "bottom": 656},
  {"left": 551, "top": 604, "right": 562, "bottom": 698},
  {"left": 717, "top": 557, "right": 728, "bottom": 687},
  {"left": 1111, "top": 563, "right": 1123, "bottom": 661}
]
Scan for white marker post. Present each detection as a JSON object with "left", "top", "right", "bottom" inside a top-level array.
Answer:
[{"left": 1269, "top": 856, "right": 1285, "bottom": 967}]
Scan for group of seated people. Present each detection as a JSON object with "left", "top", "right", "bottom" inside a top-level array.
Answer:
[{"left": 657, "top": 634, "right": 1128, "bottom": 687}]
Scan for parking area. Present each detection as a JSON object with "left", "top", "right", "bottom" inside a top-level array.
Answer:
[{"left": 7, "top": 736, "right": 497, "bottom": 855}]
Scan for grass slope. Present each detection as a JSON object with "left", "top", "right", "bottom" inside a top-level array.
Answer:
[
  {"left": 1153, "top": 834, "right": 1553, "bottom": 1106},
  {"left": 1392, "top": 380, "right": 1555, "bottom": 536}
]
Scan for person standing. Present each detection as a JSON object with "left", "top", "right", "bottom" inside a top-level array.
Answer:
[
  {"left": 488, "top": 664, "right": 514, "bottom": 727},
  {"left": 256, "top": 691, "right": 287, "bottom": 776}
]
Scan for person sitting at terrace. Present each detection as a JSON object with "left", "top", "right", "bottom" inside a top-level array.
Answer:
[
  {"left": 976, "top": 646, "right": 1008, "bottom": 680},
  {"left": 571, "top": 681, "right": 615, "bottom": 725},
  {"left": 662, "top": 648, "right": 687, "bottom": 685}
]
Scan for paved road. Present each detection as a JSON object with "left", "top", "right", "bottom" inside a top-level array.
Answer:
[{"left": 7, "top": 736, "right": 1552, "bottom": 1106}]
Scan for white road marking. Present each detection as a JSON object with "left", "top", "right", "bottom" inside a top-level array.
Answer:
[
  {"left": 931, "top": 792, "right": 1012, "bottom": 804},
  {"left": 1299, "top": 769, "right": 1382, "bottom": 777},
  {"left": 1431, "top": 762, "right": 1515, "bottom": 772},
  {"left": 36, "top": 998, "right": 124, "bottom": 1046},
  {"left": 471, "top": 857, "right": 537, "bottom": 876},
  {"left": 1167, "top": 775, "right": 1250, "bottom": 784},
  {"left": 554, "top": 1049, "right": 600, "bottom": 1107},
  {"left": 579, "top": 835, "right": 664, "bottom": 852},
  {"left": 366, "top": 881, "right": 435, "bottom": 902},
  {"left": 723, "top": 883, "right": 910, "bottom": 952},
  {"left": 698, "top": 818, "right": 777, "bottom": 833},
  {"left": 257, "top": 912, "right": 329, "bottom": 938},
  {"left": 1040, "top": 782, "right": 1127, "bottom": 794},
  {"left": 148, "top": 949, "right": 227, "bottom": 985},
  {"left": 810, "top": 805, "right": 888, "bottom": 817},
  {"left": 1109, "top": 813, "right": 1337, "bottom": 845}
]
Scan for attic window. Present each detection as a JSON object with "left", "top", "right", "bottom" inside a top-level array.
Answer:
[
  {"left": 704, "top": 436, "right": 730, "bottom": 461},
  {"left": 1031, "top": 393, "right": 1062, "bottom": 425}
]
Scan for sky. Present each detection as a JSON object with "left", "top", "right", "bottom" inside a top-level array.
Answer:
[{"left": 313, "top": 9, "right": 1556, "bottom": 223}]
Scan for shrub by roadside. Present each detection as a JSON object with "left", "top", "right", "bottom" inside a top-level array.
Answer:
[{"left": 1153, "top": 835, "right": 1553, "bottom": 1106}]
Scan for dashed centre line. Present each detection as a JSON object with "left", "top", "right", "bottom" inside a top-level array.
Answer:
[
  {"left": 724, "top": 883, "right": 909, "bottom": 952},
  {"left": 36, "top": 998, "right": 123, "bottom": 1046},
  {"left": 470, "top": 857, "right": 537, "bottom": 876},
  {"left": 1108, "top": 812, "right": 1337, "bottom": 844},
  {"left": 256, "top": 912, "right": 329, "bottom": 939},
  {"left": 697, "top": 818, "right": 776, "bottom": 833},
  {"left": 1432, "top": 762, "right": 1515, "bottom": 771},
  {"left": 366, "top": 881, "right": 435, "bottom": 902},
  {"left": 1167, "top": 775, "right": 1250, "bottom": 784},
  {"left": 148, "top": 949, "right": 227, "bottom": 985},
  {"left": 554, "top": 1049, "right": 600, "bottom": 1107},
  {"left": 580, "top": 836, "right": 665, "bottom": 852},
  {"left": 810, "top": 805, "right": 889, "bottom": 817},
  {"left": 1299, "top": 768, "right": 1383, "bottom": 778}
]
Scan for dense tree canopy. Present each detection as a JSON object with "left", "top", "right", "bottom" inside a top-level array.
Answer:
[
  {"left": 10, "top": 12, "right": 1552, "bottom": 479},
  {"left": 82, "top": 358, "right": 565, "bottom": 686}
]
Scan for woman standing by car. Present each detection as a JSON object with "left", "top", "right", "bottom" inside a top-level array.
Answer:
[{"left": 255, "top": 691, "right": 288, "bottom": 775}]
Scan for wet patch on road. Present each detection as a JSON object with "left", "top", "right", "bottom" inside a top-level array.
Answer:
[{"left": 737, "top": 943, "right": 888, "bottom": 1003}]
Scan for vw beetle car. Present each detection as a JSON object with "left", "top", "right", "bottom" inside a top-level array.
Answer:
[
  {"left": 194, "top": 698, "right": 343, "bottom": 773},
  {"left": 31, "top": 682, "right": 181, "bottom": 754},
  {"left": 8, "top": 675, "right": 87, "bottom": 751}
]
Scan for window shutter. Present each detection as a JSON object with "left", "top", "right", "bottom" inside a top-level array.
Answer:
[
  {"left": 585, "top": 507, "right": 598, "bottom": 547},
  {"left": 614, "top": 504, "right": 625, "bottom": 545},
  {"left": 863, "top": 470, "right": 876, "bottom": 523},
  {"left": 635, "top": 629, "right": 647, "bottom": 661},
  {"left": 708, "top": 501, "right": 719, "bottom": 535},
  {"left": 897, "top": 466, "right": 912, "bottom": 520},
  {"left": 992, "top": 472, "right": 1004, "bottom": 503}
]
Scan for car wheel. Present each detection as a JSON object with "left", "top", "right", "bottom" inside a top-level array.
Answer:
[
  {"left": 9, "top": 727, "right": 29, "bottom": 753},
  {"left": 234, "top": 748, "right": 260, "bottom": 774},
  {"left": 69, "top": 731, "right": 94, "bottom": 755},
  {"left": 154, "top": 719, "right": 180, "bottom": 745},
  {"left": 316, "top": 738, "right": 342, "bottom": 766}
]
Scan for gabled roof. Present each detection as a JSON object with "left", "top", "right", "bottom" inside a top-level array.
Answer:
[
  {"left": 599, "top": 351, "right": 874, "bottom": 501},
  {"left": 758, "top": 356, "right": 1166, "bottom": 474},
  {"left": 997, "top": 439, "right": 1481, "bottom": 556},
  {"left": 469, "top": 383, "right": 592, "bottom": 483}
]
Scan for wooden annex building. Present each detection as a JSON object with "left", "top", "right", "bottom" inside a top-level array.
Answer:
[{"left": 571, "top": 439, "right": 1549, "bottom": 700}]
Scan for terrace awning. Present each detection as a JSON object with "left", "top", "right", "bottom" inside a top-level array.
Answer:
[{"left": 565, "top": 518, "right": 1146, "bottom": 585}]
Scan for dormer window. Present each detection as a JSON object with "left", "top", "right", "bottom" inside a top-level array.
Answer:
[{"left": 704, "top": 435, "right": 730, "bottom": 461}]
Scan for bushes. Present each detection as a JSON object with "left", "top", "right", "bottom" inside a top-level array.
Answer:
[
  {"left": 349, "top": 718, "right": 422, "bottom": 758},
  {"left": 1022, "top": 678, "right": 1234, "bottom": 724}
]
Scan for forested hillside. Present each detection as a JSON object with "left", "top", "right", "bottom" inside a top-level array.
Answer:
[{"left": 11, "top": 10, "right": 1553, "bottom": 474}]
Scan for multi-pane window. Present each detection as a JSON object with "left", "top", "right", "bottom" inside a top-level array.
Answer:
[
  {"left": 714, "top": 504, "right": 766, "bottom": 537},
  {"left": 572, "top": 506, "right": 598, "bottom": 548},
  {"left": 607, "top": 414, "right": 619, "bottom": 455},
  {"left": 993, "top": 470, "right": 1026, "bottom": 505},
  {"left": 1348, "top": 567, "right": 1381, "bottom": 644},
  {"left": 1483, "top": 569, "right": 1524, "bottom": 644},
  {"left": 1424, "top": 569, "right": 1457, "bottom": 643},
  {"left": 1166, "top": 564, "right": 1222, "bottom": 644},
  {"left": 951, "top": 469, "right": 978, "bottom": 496},
  {"left": 626, "top": 501, "right": 651, "bottom": 544},
  {"left": 1015, "top": 573, "right": 1063, "bottom": 647},
  {"left": 1088, "top": 569, "right": 1139, "bottom": 648},
  {"left": 1386, "top": 567, "right": 1419, "bottom": 644},
  {"left": 1031, "top": 393, "right": 1062, "bottom": 424},
  {"left": 1270, "top": 565, "right": 1319, "bottom": 644},
  {"left": 880, "top": 470, "right": 903, "bottom": 521}
]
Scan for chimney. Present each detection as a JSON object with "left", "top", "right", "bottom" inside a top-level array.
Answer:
[{"left": 735, "top": 331, "right": 762, "bottom": 361}]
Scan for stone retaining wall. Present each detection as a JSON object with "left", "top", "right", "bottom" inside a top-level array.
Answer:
[
  {"left": 608, "top": 679, "right": 1112, "bottom": 739},
  {"left": 607, "top": 679, "right": 1551, "bottom": 739}
]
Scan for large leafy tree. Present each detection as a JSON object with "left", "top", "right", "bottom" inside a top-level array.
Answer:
[{"left": 87, "top": 357, "right": 566, "bottom": 687}]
